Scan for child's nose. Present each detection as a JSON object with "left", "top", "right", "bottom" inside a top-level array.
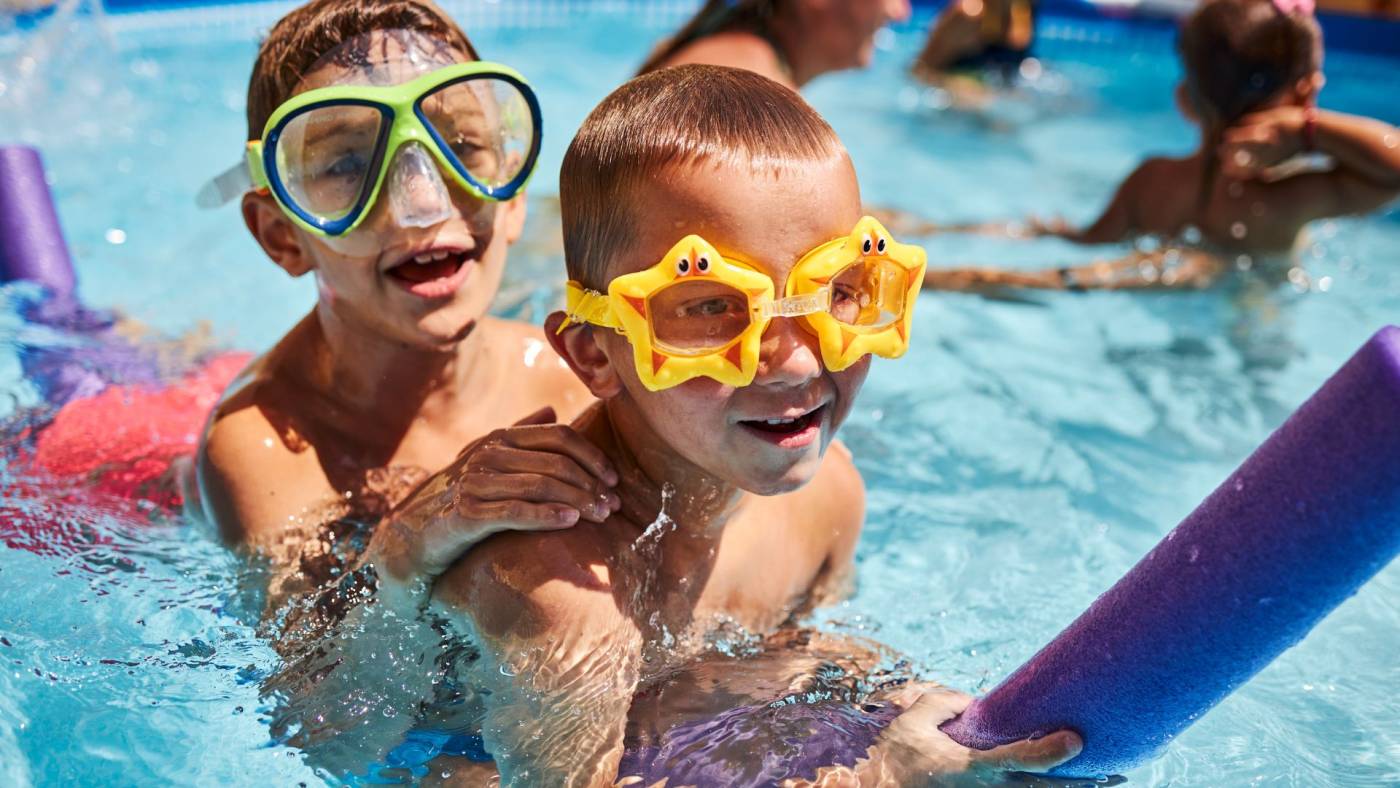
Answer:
[
  {"left": 387, "top": 142, "right": 456, "bottom": 228},
  {"left": 754, "top": 318, "right": 822, "bottom": 388},
  {"left": 886, "top": 0, "right": 912, "bottom": 23}
]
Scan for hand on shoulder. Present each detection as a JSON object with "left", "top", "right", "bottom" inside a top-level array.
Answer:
[{"left": 367, "top": 406, "right": 621, "bottom": 609}]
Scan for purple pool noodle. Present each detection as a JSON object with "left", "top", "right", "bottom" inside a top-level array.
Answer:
[
  {"left": 0, "top": 145, "right": 77, "bottom": 299},
  {"left": 0, "top": 145, "right": 162, "bottom": 403},
  {"left": 941, "top": 325, "right": 1400, "bottom": 777}
]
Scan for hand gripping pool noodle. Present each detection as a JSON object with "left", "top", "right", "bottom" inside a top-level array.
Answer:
[
  {"left": 941, "top": 325, "right": 1400, "bottom": 778},
  {"left": 0, "top": 145, "right": 77, "bottom": 298}
]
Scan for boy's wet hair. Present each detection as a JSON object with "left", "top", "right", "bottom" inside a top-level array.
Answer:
[
  {"left": 1178, "top": 0, "right": 1322, "bottom": 127},
  {"left": 560, "top": 64, "right": 846, "bottom": 289},
  {"left": 245, "top": 0, "right": 479, "bottom": 140}
]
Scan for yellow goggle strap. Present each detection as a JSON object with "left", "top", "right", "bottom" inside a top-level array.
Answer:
[{"left": 559, "top": 281, "right": 620, "bottom": 332}]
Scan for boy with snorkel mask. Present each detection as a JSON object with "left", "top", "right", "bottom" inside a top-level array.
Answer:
[{"left": 194, "top": 1, "right": 611, "bottom": 610}]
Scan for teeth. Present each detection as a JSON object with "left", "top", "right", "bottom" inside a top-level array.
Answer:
[
  {"left": 411, "top": 250, "right": 454, "bottom": 264},
  {"left": 765, "top": 418, "right": 796, "bottom": 425}
]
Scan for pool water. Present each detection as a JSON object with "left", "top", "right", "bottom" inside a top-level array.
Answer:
[{"left": 2, "top": 1, "right": 1398, "bottom": 785}]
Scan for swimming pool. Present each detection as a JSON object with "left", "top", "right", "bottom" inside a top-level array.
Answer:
[{"left": 1, "top": 1, "right": 1398, "bottom": 784}]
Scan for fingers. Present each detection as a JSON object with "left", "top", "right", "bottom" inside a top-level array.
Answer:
[
  {"left": 474, "top": 499, "right": 581, "bottom": 531},
  {"left": 473, "top": 445, "right": 608, "bottom": 494},
  {"left": 505, "top": 424, "right": 620, "bottom": 487},
  {"left": 512, "top": 406, "right": 557, "bottom": 427},
  {"left": 469, "top": 471, "right": 617, "bottom": 523},
  {"left": 973, "top": 729, "right": 1083, "bottom": 772}
]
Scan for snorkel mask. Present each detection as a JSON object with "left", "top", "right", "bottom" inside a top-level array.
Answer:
[
  {"left": 199, "top": 58, "right": 542, "bottom": 251},
  {"left": 560, "top": 216, "right": 927, "bottom": 391}
]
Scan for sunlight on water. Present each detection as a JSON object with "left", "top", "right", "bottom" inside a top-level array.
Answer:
[{"left": 0, "top": 3, "right": 1397, "bottom": 785}]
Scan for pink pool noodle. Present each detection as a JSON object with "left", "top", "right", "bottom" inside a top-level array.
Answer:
[{"left": 941, "top": 325, "right": 1400, "bottom": 777}]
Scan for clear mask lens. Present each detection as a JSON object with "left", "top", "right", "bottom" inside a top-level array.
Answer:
[
  {"left": 274, "top": 104, "right": 386, "bottom": 222},
  {"left": 420, "top": 76, "right": 536, "bottom": 191}
]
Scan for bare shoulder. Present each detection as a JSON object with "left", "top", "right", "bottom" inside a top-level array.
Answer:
[
  {"left": 662, "top": 32, "right": 794, "bottom": 88},
  {"left": 482, "top": 317, "right": 593, "bottom": 419},
  {"left": 1123, "top": 156, "right": 1189, "bottom": 193},
  {"left": 197, "top": 354, "right": 330, "bottom": 546},
  {"left": 433, "top": 525, "right": 631, "bottom": 643},
  {"left": 792, "top": 440, "right": 866, "bottom": 557}
]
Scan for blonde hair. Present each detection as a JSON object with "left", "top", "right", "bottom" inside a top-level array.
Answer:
[{"left": 560, "top": 64, "right": 846, "bottom": 288}]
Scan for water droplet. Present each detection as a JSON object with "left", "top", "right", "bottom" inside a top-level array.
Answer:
[
  {"left": 1235, "top": 255, "right": 1253, "bottom": 272},
  {"left": 1317, "top": 275, "right": 1332, "bottom": 292},
  {"left": 1230, "top": 222, "right": 1247, "bottom": 239},
  {"left": 104, "top": 228, "right": 126, "bottom": 245}
]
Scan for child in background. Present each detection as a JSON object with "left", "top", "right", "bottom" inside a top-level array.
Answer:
[
  {"left": 638, "top": 0, "right": 911, "bottom": 90},
  {"left": 928, "top": 0, "right": 1400, "bottom": 292},
  {"left": 914, "top": 0, "right": 1036, "bottom": 79}
]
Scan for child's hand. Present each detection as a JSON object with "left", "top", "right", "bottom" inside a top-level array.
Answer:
[
  {"left": 870, "top": 684, "right": 1084, "bottom": 785},
  {"left": 367, "top": 407, "right": 620, "bottom": 595},
  {"left": 1025, "top": 214, "right": 1075, "bottom": 239},
  {"left": 1219, "top": 107, "right": 1308, "bottom": 179}
]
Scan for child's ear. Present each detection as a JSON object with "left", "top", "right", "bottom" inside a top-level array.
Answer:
[
  {"left": 501, "top": 191, "right": 528, "bottom": 245},
  {"left": 242, "top": 192, "right": 313, "bottom": 277},
  {"left": 544, "top": 311, "right": 624, "bottom": 399},
  {"left": 1174, "top": 81, "right": 1199, "bottom": 124}
]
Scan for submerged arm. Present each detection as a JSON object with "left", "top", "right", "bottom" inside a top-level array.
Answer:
[
  {"left": 924, "top": 247, "right": 1226, "bottom": 293},
  {"left": 1037, "top": 159, "right": 1163, "bottom": 245},
  {"left": 435, "top": 532, "right": 642, "bottom": 787}
]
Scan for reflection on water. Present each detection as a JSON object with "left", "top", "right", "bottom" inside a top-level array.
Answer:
[{"left": 1, "top": 5, "right": 1399, "bottom": 786}]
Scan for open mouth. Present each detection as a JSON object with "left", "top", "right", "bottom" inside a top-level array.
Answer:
[
  {"left": 385, "top": 249, "right": 473, "bottom": 298},
  {"left": 737, "top": 404, "right": 827, "bottom": 448}
]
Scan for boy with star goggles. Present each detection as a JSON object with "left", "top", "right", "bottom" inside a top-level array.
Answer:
[
  {"left": 560, "top": 215, "right": 927, "bottom": 391},
  {"left": 199, "top": 61, "right": 542, "bottom": 238}
]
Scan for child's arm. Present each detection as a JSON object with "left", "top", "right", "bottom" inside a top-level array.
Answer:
[
  {"left": 260, "top": 412, "right": 622, "bottom": 762},
  {"left": 434, "top": 531, "right": 643, "bottom": 786},
  {"left": 791, "top": 684, "right": 1083, "bottom": 786},
  {"left": 924, "top": 247, "right": 1227, "bottom": 293},
  {"left": 1035, "top": 159, "right": 1163, "bottom": 245},
  {"left": 1220, "top": 108, "right": 1400, "bottom": 219},
  {"left": 364, "top": 406, "right": 620, "bottom": 616}
]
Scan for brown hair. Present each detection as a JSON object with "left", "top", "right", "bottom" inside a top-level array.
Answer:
[
  {"left": 245, "top": 0, "right": 479, "bottom": 140},
  {"left": 1178, "top": 0, "right": 1321, "bottom": 206},
  {"left": 560, "top": 64, "right": 847, "bottom": 289},
  {"left": 637, "top": 0, "right": 778, "bottom": 76}
]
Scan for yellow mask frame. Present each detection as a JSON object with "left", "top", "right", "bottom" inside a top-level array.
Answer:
[{"left": 560, "top": 216, "right": 927, "bottom": 391}]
